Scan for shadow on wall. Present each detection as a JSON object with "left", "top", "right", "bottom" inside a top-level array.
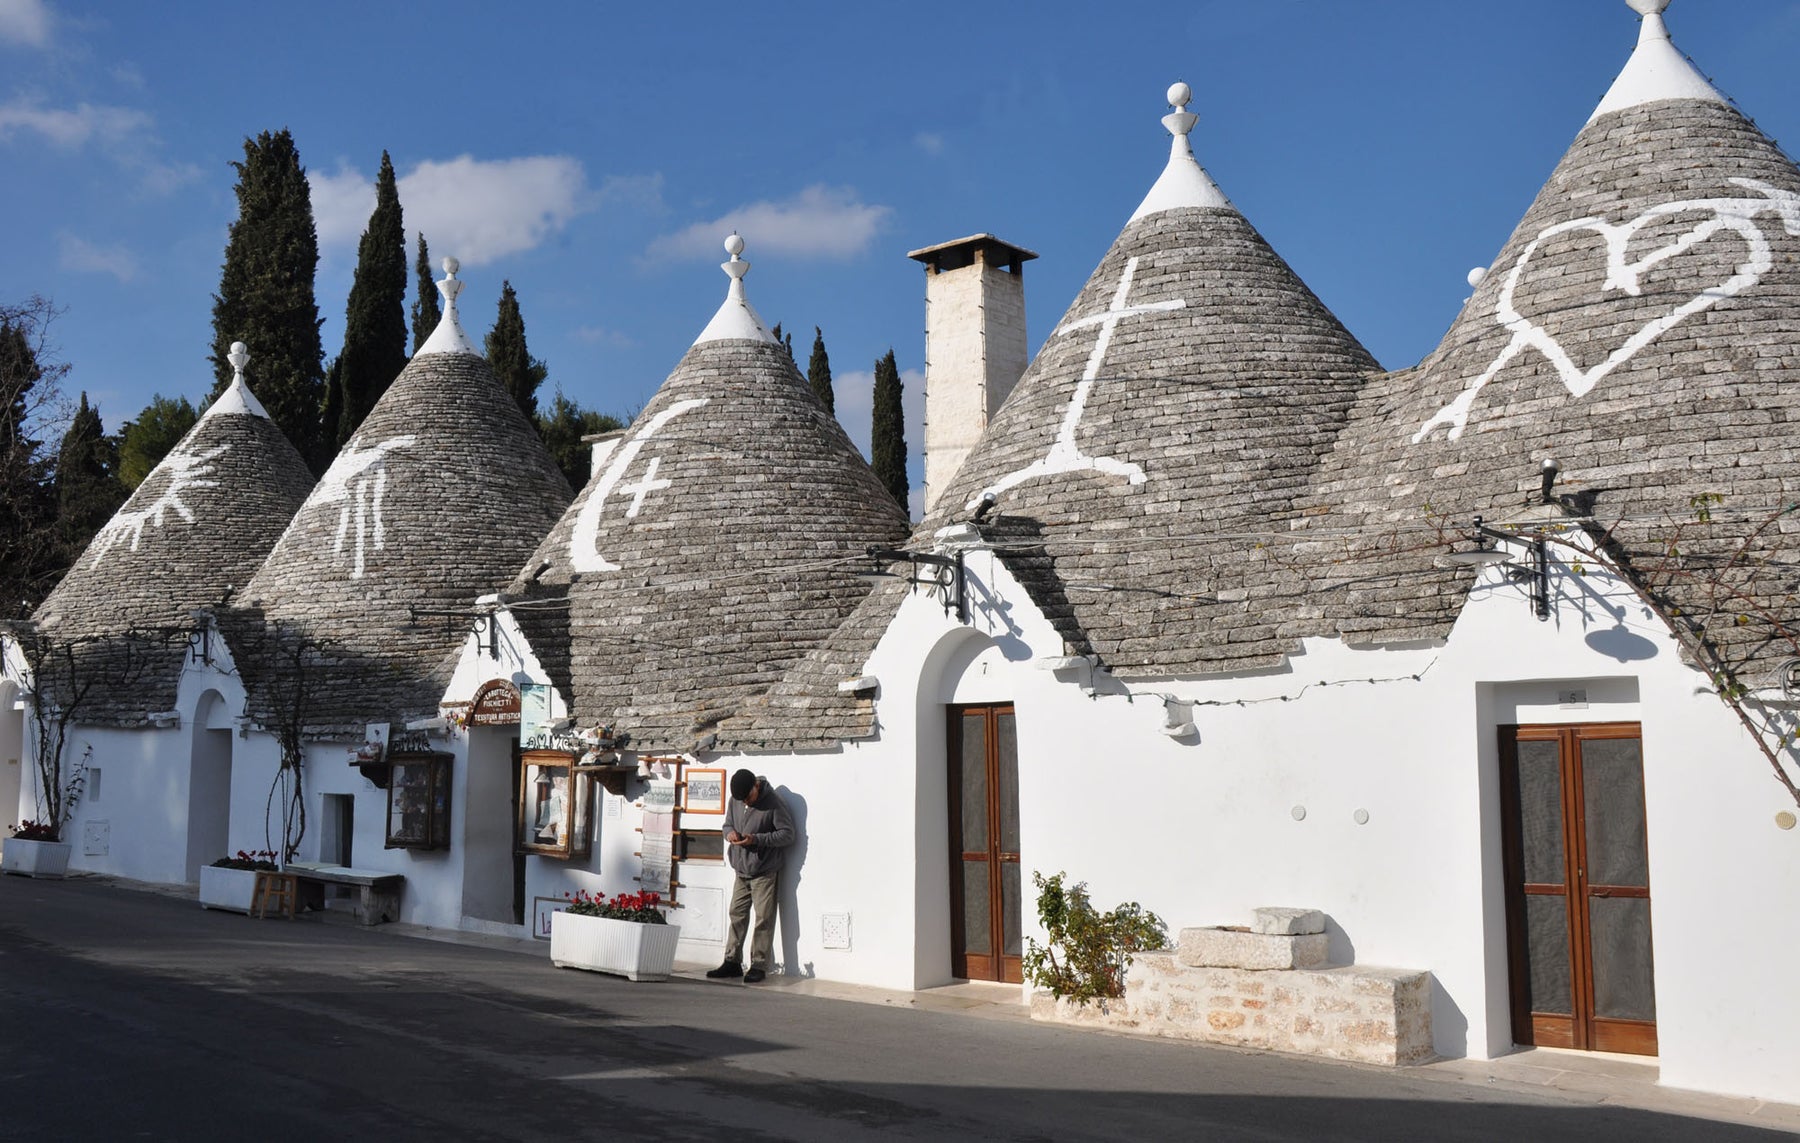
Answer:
[{"left": 775, "top": 783, "right": 812, "bottom": 978}]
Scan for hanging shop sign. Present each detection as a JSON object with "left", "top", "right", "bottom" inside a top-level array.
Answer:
[{"left": 470, "top": 679, "right": 522, "bottom": 727}]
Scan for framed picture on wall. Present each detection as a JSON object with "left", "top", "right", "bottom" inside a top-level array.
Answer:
[{"left": 683, "top": 768, "right": 727, "bottom": 815}]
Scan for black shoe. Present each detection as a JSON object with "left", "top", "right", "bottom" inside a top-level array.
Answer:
[
  {"left": 705, "top": 961, "right": 742, "bottom": 979},
  {"left": 743, "top": 967, "right": 767, "bottom": 984}
]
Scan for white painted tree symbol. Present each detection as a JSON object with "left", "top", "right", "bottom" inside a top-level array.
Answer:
[
  {"left": 87, "top": 441, "right": 230, "bottom": 567},
  {"left": 313, "top": 435, "right": 418, "bottom": 579}
]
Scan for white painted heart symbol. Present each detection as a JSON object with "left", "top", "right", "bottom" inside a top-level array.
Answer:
[{"left": 1415, "top": 178, "right": 1800, "bottom": 441}]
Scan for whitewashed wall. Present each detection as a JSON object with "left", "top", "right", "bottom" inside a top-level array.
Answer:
[{"left": 710, "top": 547, "right": 1800, "bottom": 1105}]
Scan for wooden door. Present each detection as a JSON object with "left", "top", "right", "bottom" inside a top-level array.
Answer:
[
  {"left": 1500, "top": 723, "right": 1657, "bottom": 1055},
  {"left": 948, "top": 704, "right": 1022, "bottom": 983}
]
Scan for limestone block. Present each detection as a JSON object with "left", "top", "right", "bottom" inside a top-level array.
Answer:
[
  {"left": 1252, "top": 906, "right": 1325, "bottom": 936},
  {"left": 1178, "top": 927, "right": 1330, "bottom": 970}
]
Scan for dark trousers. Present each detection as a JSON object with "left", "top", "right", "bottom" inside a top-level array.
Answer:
[{"left": 723, "top": 871, "right": 778, "bottom": 969}]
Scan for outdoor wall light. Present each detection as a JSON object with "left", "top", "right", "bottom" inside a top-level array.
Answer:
[
  {"left": 855, "top": 547, "right": 967, "bottom": 623},
  {"left": 1160, "top": 697, "right": 1197, "bottom": 740},
  {"left": 1443, "top": 515, "right": 1551, "bottom": 622}
]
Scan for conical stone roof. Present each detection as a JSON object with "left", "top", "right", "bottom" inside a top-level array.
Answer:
[
  {"left": 238, "top": 262, "right": 573, "bottom": 732},
  {"left": 32, "top": 345, "right": 315, "bottom": 723},
  {"left": 510, "top": 236, "right": 910, "bottom": 753},
  {"left": 734, "top": 84, "right": 1381, "bottom": 747},
  {"left": 1311, "top": 0, "right": 1800, "bottom": 680}
]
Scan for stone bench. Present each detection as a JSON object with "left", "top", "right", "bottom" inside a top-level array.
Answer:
[
  {"left": 286, "top": 863, "right": 403, "bottom": 926},
  {"left": 1031, "top": 906, "right": 1434, "bottom": 1066}
]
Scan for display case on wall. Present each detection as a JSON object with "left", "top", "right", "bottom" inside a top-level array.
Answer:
[
  {"left": 385, "top": 751, "right": 452, "bottom": 850},
  {"left": 517, "top": 749, "right": 594, "bottom": 859}
]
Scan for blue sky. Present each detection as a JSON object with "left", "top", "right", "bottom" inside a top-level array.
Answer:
[{"left": 3, "top": 0, "right": 1798, "bottom": 505}]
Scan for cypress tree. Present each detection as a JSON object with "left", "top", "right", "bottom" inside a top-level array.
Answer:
[
  {"left": 871, "top": 349, "right": 908, "bottom": 513},
  {"left": 116, "top": 394, "right": 198, "bottom": 490},
  {"left": 409, "top": 232, "right": 440, "bottom": 354},
  {"left": 331, "top": 151, "right": 408, "bottom": 445},
  {"left": 535, "top": 389, "right": 625, "bottom": 492},
  {"left": 807, "top": 327, "right": 835, "bottom": 414},
  {"left": 209, "top": 129, "right": 327, "bottom": 472},
  {"left": 0, "top": 305, "right": 58, "bottom": 613},
  {"left": 771, "top": 323, "right": 794, "bottom": 361},
  {"left": 485, "top": 281, "right": 547, "bottom": 422},
  {"left": 54, "top": 392, "right": 125, "bottom": 566}
]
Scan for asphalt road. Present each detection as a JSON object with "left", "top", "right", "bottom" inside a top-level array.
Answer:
[{"left": 0, "top": 875, "right": 1786, "bottom": 1142}]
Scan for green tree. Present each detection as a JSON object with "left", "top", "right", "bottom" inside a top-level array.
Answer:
[
  {"left": 209, "top": 129, "right": 327, "bottom": 472},
  {"left": 807, "top": 327, "right": 834, "bottom": 414},
  {"left": 485, "top": 281, "right": 547, "bottom": 422},
  {"left": 410, "top": 232, "right": 440, "bottom": 354},
  {"left": 0, "top": 299, "right": 61, "bottom": 614},
  {"left": 536, "top": 389, "right": 624, "bottom": 491},
  {"left": 871, "top": 348, "right": 908, "bottom": 513},
  {"left": 329, "top": 151, "right": 408, "bottom": 446},
  {"left": 53, "top": 392, "right": 124, "bottom": 566},
  {"left": 116, "top": 394, "right": 198, "bottom": 490}
]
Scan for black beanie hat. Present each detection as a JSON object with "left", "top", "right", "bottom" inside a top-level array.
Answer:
[{"left": 730, "top": 769, "right": 757, "bottom": 801}]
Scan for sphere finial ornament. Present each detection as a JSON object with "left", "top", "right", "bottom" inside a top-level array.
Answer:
[
  {"left": 227, "top": 341, "right": 249, "bottom": 376},
  {"left": 1167, "top": 81, "right": 1192, "bottom": 109},
  {"left": 724, "top": 232, "right": 746, "bottom": 258},
  {"left": 442, "top": 256, "right": 460, "bottom": 277},
  {"left": 1626, "top": 0, "right": 1671, "bottom": 15}
]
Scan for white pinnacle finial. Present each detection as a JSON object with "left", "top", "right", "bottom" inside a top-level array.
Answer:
[
  {"left": 1589, "top": 0, "right": 1721, "bottom": 122},
  {"left": 199, "top": 337, "right": 269, "bottom": 420},
  {"left": 1163, "top": 80, "right": 1198, "bottom": 138},
  {"left": 1129, "top": 79, "right": 1231, "bottom": 222},
  {"left": 722, "top": 232, "right": 750, "bottom": 284},
  {"left": 416, "top": 254, "right": 478, "bottom": 355},
  {"left": 693, "top": 232, "right": 776, "bottom": 345}
]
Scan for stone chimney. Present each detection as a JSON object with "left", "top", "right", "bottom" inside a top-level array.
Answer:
[{"left": 907, "top": 234, "right": 1035, "bottom": 513}]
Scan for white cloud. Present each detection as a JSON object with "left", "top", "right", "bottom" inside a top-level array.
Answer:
[
  {"left": 57, "top": 232, "right": 137, "bottom": 282},
  {"left": 0, "top": 0, "right": 52, "bottom": 48},
  {"left": 0, "top": 95, "right": 197, "bottom": 193},
  {"left": 0, "top": 97, "right": 147, "bottom": 148},
  {"left": 309, "top": 163, "right": 376, "bottom": 249},
  {"left": 597, "top": 172, "right": 665, "bottom": 213},
  {"left": 312, "top": 154, "right": 592, "bottom": 267},
  {"left": 572, "top": 325, "right": 636, "bottom": 348},
  {"left": 648, "top": 185, "right": 893, "bottom": 262}
]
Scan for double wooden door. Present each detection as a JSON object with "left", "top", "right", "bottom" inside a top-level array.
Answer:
[
  {"left": 948, "top": 704, "right": 1022, "bottom": 983},
  {"left": 1499, "top": 723, "right": 1657, "bottom": 1055}
]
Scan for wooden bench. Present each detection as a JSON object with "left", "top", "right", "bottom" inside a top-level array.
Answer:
[{"left": 285, "top": 863, "right": 404, "bottom": 926}]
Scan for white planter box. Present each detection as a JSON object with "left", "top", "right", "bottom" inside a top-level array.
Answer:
[
  {"left": 199, "top": 865, "right": 261, "bottom": 913},
  {"left": 1, "top": 837, "right": 72, "bottom": 879},
  {"left": 550, "top": 912, "right": 681, "bottom": 982}
]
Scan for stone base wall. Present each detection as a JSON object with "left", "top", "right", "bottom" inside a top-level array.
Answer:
[{"left": 1031, "top": 952, "right": 1434, "bottom": 1066}]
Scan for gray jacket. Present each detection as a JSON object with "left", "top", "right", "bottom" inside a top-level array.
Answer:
[{"left": 723, "top": 778, "right": 795, "bottom": 878}]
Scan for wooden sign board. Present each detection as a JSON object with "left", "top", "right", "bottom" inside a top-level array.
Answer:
[{"left": 471, "top": 679, "right": 521, "bottom": 727}]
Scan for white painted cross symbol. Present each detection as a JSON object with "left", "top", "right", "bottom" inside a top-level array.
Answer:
[
  {"left": 968, "top": 255, "right": 1185, "bottom": 509},
  {"left": 570, "top": 397, "right": 710, "bottom": 573},
  {"left": 621, "top": 456, "right": 672, "bottom": 518}
]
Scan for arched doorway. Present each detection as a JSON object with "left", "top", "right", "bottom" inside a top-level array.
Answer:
[{"left": 185, "top": 690, "right": 233, "bottom": 883}]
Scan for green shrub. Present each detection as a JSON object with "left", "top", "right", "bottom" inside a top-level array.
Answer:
[{"left": 1022, "top": 870, "right": 1167, "bottom": 1006}]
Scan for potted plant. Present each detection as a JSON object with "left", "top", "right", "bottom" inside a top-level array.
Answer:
[
  {"left": 550, "top": 889, "right": 681, "bottom": 982},
  {"left": 2, "top": 819, "right": 73, "bottom": 879},
  {"left": 199, "top": 850, "right": 278, "bottom": 913}
]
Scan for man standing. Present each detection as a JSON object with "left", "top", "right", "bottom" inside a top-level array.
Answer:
[{"left": 707, "top": 769, "right": 795, "bottom": 984}]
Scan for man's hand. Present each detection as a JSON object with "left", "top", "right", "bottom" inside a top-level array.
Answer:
[{"left": 727, "top": 831, "right": 752, "bottom": 846}]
